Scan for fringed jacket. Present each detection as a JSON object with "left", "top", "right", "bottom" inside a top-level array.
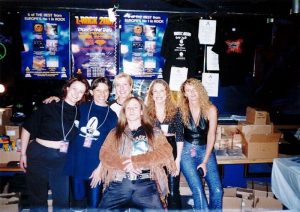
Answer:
[{"left": 98, "top": 126, "right": 177, "bottom": 197}]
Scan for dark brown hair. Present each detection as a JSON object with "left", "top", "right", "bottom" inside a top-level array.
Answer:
[
  {"left": 62, "top": 76, "right": 90, "bottom": 104},
  {"left": 91, "top": 77, "right": 112, "bottom": 92}
]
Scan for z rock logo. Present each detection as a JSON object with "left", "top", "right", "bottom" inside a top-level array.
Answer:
[{"left": 0, "top": 43, "right": 7, "bottom": 60}]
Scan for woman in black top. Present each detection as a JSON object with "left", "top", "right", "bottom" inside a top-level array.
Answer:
[
  {"left": 178, "top": 78, "right": 223, "bottom": 210},
  {"left": 145, "top": 79, "right": 184, "bottom": 209},
  {"left": 20, "top": 77, "right": 90, "bottom": 211}
]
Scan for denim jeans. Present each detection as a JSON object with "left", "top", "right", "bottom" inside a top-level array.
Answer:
[
  {"left": 99, "top": 178, "right": 163, "bottom": 210},
  {"left": 181, "top": 142, "right": 223, "bottom": 210}
]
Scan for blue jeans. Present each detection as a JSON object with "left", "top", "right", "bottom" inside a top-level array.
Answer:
[{"left": 181, "top": 142, "right": 223, "bottom": 210}]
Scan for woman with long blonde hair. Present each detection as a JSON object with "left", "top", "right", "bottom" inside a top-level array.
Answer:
[
  {"left": 178, "top": 78, "right": 223, "bottom": 210},
  {"left": 146, "top": 79, "right": 183, "bottom": 209}
]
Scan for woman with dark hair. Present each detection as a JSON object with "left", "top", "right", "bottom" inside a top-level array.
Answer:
[
  {"left": 20, "top": 76, "right": 90, "bottom": 211},
  {"left": 64, "top": 77, "right": 118, "bottom": 210},
  {"left": 145, "top": 79, "right": 184, "bottom": 209},
  {"left": 178, "top": 78, "right": 223, "bottom": 210},
  {"left": 90, "top": 96, "right": 176, "bottom": 210}
]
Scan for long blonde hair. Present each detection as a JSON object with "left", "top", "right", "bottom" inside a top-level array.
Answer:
[
  {"left": 115, "top": 97, "right": 154, "bottom": 143},
  {"left": 178, "top": 78, "right": 212, "bottom": 126},
  {"left": 145, "top": 79, "right": 177, "bottom": 122}
]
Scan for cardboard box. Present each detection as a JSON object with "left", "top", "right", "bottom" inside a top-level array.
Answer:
[
  {"left": 242, "top": 133, "right": 281, "bottom": 159},
  {"left": 254, "top": 190, "right": 268, "bottom": 197},
  {"left": 0, "top": 204, "right": 18, "bottom": 212},
  {"left": 5, "top": 126, "right": 21, "bottom": 142},
  {"left": 239, "top": 122, "right": 273, "bottom": 141},
  {"left": 246, "top": 107, "right": 270, "bottom": 125},
  {"left": 223, "top": 197, "right": 242, "bottom": 210},
  {"left": 236, "top": 188, "right": 254, "bottom": 199},
  {"left": 0, "top": 151, "right": 21, "bottom": 163},
  {"left": 254, "top": 197, "right": 282, "bottom": 209},
  {"left": 0, "top": 108, "right": 12, "bottom": 126},
  {"left": 224, "top": 187, "right": 237, "bottom": 197}
]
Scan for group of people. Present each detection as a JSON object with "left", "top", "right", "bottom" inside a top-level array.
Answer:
[{"left": 19, "top": 73, "right": 224, "bottom": 211}]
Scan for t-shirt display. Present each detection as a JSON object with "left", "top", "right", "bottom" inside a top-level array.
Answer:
[
  {"left": 212, "top": 24, "right": 255, "bottom": 86},
  {"left": 161, "top": 20, "right": 201, "bottom": 84}
]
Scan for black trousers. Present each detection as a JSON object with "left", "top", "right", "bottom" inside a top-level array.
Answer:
[
  {"left": 166, "top": 136, "right": 182, "bottom": 209},
  {"left": 26, "top": 141, "right": 69, "bottom": 211},
  {"left": 99, "top": 178, "right": 163, "bottom": 210}
]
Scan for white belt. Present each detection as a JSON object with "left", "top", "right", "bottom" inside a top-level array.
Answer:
[{"left": 36, "top": 138, "right": 62, "bottom": 149}]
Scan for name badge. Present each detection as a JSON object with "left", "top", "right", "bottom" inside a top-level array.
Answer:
[{"left": 60, "top": 142, "right": 69, "bottom": 153}]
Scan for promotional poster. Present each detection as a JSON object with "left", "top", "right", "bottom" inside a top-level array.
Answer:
[
  {"left": 21, "top": 11, "right": 70, "bottom": 79},
  {"left": 120, "top": 12, "right": 167, "bottom": 79},
  {"left": 71, "top": 13, "right": 118, "bottom": 78}
]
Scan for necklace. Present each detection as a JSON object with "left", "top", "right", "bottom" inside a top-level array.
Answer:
[
  {"left": 87, "top": 100, "right": 110, "bottom": 130},
  {"left": 61, "top": 100, "right": 77, "bottom": 142}
]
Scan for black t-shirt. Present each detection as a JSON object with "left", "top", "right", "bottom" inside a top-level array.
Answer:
[
  {"left": 23, "top": 101, "right": 79, "bottom": 141},
  {"left": 161, "top": 21, "right": 201, "bottom": 83},
  {"left": 131, "top": 126, "right": 149, "bottom": 156},
  {"left": 212, "top": 27, "right": 255, "bottom": 86}
]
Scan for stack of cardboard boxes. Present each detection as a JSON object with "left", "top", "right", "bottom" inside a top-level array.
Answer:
[
  {"left": 215, "top": 107, "right": 281, "bottom": 160},
  {"left": 223, "top": 181, "right": 283, "bottom": 211},
  {"left": 240, "top": 107, "right": 281, "bottom": 159},
  {"left": 0, "top": 107, "right": 21, "bottom": 164},
  {"left": 215, "top": 125, "right": 243, "bottom": 157}
]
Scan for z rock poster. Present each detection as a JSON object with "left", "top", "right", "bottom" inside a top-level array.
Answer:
[
  {"left": 120, "top": 13, "right": 167, "bottom": 79},
  {"left": 72, "top": 13, "right": 118, "bottom": 78},
  {"left": 21, "top": 11, "right": 70, "bottom": 79}
]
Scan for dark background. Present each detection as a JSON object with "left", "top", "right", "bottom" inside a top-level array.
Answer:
[{"left": 0, "top": 0, "right": 299, "bottom": 124}]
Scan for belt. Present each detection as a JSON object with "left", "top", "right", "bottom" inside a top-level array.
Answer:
[
  {"left": 36, "top": 138, "right": 62, "bottom": 149},
  {"left": 125, "top": 170, "right": 151, "bottom": 181}
]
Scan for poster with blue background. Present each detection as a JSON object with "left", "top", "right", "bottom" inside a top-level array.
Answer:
[
  {"left": 120, "top": 12, "right": 167, "bottom": 79},
  {"left": 71, "top": 12, "right": 118, "bottom": 78},
  {"left": 21, "top": 11, "right": 70, "bottom": 79}
]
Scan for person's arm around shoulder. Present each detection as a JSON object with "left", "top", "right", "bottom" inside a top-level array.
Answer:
[
  {"left": 19, "top": 128, "right": 30, "bottom": 172},
  {"left": 43, "top": 96, "right": 60, "bottom": 104},
  {"left": 197, "top": 105, "right": 218, "bottom": 177}
]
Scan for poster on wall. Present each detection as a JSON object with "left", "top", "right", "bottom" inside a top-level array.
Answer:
[
  {"left": 21, "top": 11, "right": 70, "bottom": 79},
  {"left": 120, "top": 12, "right": 167, "bottom": 79},
  {"left": 72, "top": 13, "right": 118, "bottom": 78}
]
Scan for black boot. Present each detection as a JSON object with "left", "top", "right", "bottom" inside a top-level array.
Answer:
[{"left": 167, "top": 175, "right": 182, "bottom": 209}]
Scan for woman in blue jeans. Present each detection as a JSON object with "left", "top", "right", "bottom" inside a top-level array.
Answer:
[{"left": 178, "top": 78, "right": 223, "bottom": 210}]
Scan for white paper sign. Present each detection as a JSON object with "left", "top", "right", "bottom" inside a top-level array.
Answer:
[
  {"left": 169, "top": 66, "right": 188, "bottom": 91},
  {"left": 198, "top": 19, "right": 217, "bottom": 45},
  {"left": 202, "top": 72, "right": 219, "bottom": 97},
  {"left": 206, "top": 46, "right": 219, "bottom": 71}
]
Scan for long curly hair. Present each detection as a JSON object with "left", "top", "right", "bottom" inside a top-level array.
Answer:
[
  {"left": 115, "top": 97, "right": 154, "bottom": 144},
  {"left": 145, "top": 79, "right": 177, "bottom": 122},
  {"left": 178, "top": 78, "right": 212, "bottom": 126}
]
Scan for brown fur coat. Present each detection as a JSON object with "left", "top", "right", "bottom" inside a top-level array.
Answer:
[{"left": 98, "top": 127, "right": 177, "bottom": 197}]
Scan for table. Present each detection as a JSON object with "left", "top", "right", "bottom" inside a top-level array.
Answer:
[
  {"left": 0, "top": 163, "right": 22, "bottom": 172},
  {"left": 272, "top": 157, "right": 300, "bottom": 209},
  {"left": 217, "top": 155, "right": 273, "bottom": 165}
]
